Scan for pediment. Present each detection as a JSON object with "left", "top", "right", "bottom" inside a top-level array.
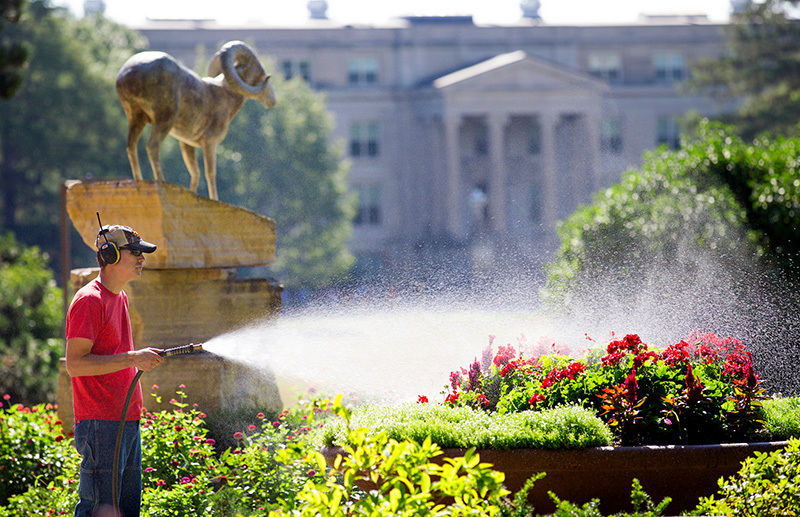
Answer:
[{"left": 433, "top": 51, "right": 606, "bottom": 94}]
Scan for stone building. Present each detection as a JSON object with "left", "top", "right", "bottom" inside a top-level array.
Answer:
[{"left": 130, "top": 2, "right": 738, "bottom": 288}]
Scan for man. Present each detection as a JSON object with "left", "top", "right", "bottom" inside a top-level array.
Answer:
[{"left": 66, "top": 224, "right": 164, "bottom": 517}]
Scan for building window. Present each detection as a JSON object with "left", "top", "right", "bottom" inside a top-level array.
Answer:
[
  {"left": 281, "top": 60, "right": 311, "bottom": 82},
  {"left": 354, "top": 184, "right": 382, "bottom": 226},
  {"left": 600, "top": 118, "right": 623, "bottom": 154},
  {"left": 654, "top": 53, "right": 686, "bottom": 82},
  {"left": 527, "top": 118, "right": 542, "bottom": 155},
  {"left": 474, "top": 121, "right": 488, "bottom": 156},
  {"left": 656, "top": 116, "right": 680, "bottom": 150},
  {"left": 349, "top": 121, "right": 379, "bottom": 157},
  {"left": 348, "top": 57, "right": 378, "bottom": 85},
  {"left": 588, "top": 53, "right": 622, "bottom": 82}
]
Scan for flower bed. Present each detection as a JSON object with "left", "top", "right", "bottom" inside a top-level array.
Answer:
[{"left": 444, "top": 331, "right": 773, "bottom": 446}]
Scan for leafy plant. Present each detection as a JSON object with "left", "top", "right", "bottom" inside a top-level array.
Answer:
[
  {"left": 269, "top": 394, "right": 512, "bottom": 516},
  {"left": 691, "top": 438, "right": 800, "bottom": 516},
  {"left": 0, "top": 396, "right": 76, "bottom": 506}
]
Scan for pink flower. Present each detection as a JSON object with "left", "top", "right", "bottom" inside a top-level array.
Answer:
[
  {"left": 256, "top": 412, "right": 265, "bottom": 419},
  {"left": 233, "top": 432, "right": 244, "bottom": 440}
]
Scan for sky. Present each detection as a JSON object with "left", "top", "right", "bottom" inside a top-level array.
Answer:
[{"left": 55, "top": 0, "right": 734, "bottom": 27}]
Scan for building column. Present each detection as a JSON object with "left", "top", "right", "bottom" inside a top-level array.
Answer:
[
  {"left": 443, "top": 114, "right": 461, "bottom": 237},
  {"left": 585, "top": 111, "right": 602, "bottom": 193},
  {"left": 540, "top": 112, "right": 559, "bottom": 234},
  {"left": 488, "top": 113, "right": 508, "bottom": 232}
]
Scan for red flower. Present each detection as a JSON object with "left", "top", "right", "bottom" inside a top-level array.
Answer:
[
  {"left": 248, "top": 425, "right": 256, "bottom": 431},
  {"left": 493, "top": 344, "right": 517, "bottom": 367},
  {"left": 685, "top": 364, "right": 704, "bottom": 403},
  {"left": 476, "top": 393, "right": 489, "bottom": 407},
  {"left": 623, "top": 367, "right": 638, "bottom": 403},
  {"left": 417, "top": 395, "right": 429, "bottom": 403},
  {"left": 528, "top": 392, "right": 545, "bottom": 406},
  {"left": 445, "top": 392, "right": 460, "bottom": 404},
  {"left": 233, "top": 432, "right": 244, "bottom": 440},
  {"left": 256, "top": 412, "right": 265, "bottom": 419}
]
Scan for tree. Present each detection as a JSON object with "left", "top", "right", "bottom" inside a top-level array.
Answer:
[
  {"left": 541, "top": 121, "right": 800, "bottom": 394},
  {"left": 688, "top": 0, "right": 800, "bottom": 139},
  {"left": 0, "top": 232, "right": 63, "bottom": 404},
  {"left": 0, "top": 0, "right": 29, "bottom": 99},
  {"left": 0, "top": 1, "right": 146, "bottom": 265},
  {"left": 208, "top": 73, "right": 357, "bottom": 289}
]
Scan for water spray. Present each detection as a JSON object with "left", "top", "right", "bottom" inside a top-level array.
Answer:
[{"left": 112, "top": 343, "right": 204, "bottom": 515}]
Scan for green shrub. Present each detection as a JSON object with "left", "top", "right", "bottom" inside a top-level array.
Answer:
[
  {"left": 322, "top": 402, "right": 613, "bottom": 450},
  {"left": 691, "top": 438, "right": 800, "bottom": 516},
  {"left": 0, "top": 232, "right": 64, "bottom": 405},
  {"left": 761, "top": 397, "right": 800, "bottom": 440}
]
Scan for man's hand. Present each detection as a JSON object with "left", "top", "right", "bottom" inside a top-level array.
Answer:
[{"left": 129, "top": 348, "right": 164, "bottom": 372}]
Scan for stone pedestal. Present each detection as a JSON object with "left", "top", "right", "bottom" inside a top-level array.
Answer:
[{"left": 58, "top": 180, "right": 284, "bottom": 432}]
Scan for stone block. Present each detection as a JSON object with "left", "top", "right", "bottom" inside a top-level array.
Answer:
[{"left": 65, "top": 179, "right": 276, "bottom": 268}]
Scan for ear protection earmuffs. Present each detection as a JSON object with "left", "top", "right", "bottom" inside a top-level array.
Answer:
[
  {"left": 96, "top": 212, "right": 121, "bottom": 265},
  {"left": 98, "top": 233, "right": 121, "bottom": 265}
]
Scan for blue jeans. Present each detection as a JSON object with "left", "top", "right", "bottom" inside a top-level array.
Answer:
[{"left": 74, "top": 420, "right": 142, "bottom": 517}]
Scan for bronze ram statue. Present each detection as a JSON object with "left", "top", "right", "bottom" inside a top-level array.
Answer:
[{"left": 116, "top": 41, "right": 276, "bottom": 200}]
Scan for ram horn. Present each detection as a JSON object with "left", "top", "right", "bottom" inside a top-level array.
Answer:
[{"left": 217, "top": 41, "right": 270, "bottom": 98}]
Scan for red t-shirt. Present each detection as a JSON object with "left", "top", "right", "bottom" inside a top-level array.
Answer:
[{"left": 66, "top": 278, "right": 142, "bottom": 422}]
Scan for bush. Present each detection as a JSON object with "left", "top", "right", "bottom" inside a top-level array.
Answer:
[
  {"left": 322, "top": 403, "right": 613, "bottom": 450},
  {"left": 0, "top": 232, "right": 64, "bottom": 405},
  {"left": 691, "top": 438, "right": 800, "bottom": 516},
  {"left": 0, "top": 397, "right": 78, "bottom": 508}
]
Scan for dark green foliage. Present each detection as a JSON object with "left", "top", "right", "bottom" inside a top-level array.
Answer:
[
  {"left": 688, "top": 0, "right": 800, "bottom": 139},
  {"left": 212, "top": 72, "right": 357, "bottom": 289},
  {"left": 0, "top": 0, "right": 29, "bottom": 99},
  {"left": 0, "top": 2, "right": 146, "bottom": 268},
  {"left": 0, "top": 232, "right": 63, "bottom": 404}
]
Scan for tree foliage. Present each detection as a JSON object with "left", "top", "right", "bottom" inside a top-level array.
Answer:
[
  {"left": 688, "top": 0, "right": 800, "bottom": 138},
  {"left": 0, "top": 1, "right": 146, "bottom": 261},
  {"left": 0, "top": 232, "right": 63, "bottom": 405},
  {"left": 0, "top": 0, "right": 29, "bottom": 99},
  {"left": 208, "top": 73, "right": 357, "bottom": 289}
]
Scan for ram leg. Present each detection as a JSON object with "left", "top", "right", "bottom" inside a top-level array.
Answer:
[{"left": 179, "top": 142, "right": 201, "bottom": 193}]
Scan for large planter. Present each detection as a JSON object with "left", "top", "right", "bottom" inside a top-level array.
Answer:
[{"left": 322, "top": 441, "right": 788, "bottom": 514}]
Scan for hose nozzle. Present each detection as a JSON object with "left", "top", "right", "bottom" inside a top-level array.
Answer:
[{"left": 159, "top": 343, "right": 203, "bottom": 357}]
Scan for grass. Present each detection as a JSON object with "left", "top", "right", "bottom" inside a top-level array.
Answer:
[{"left": 322, "top": 403, "right": 614, "bottom": 450}]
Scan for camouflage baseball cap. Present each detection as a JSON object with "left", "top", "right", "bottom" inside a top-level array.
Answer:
[{"left": 95, "top": 225, "right": 157, "bottom": 253}]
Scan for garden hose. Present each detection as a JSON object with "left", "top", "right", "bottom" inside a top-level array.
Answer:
[{"left": 111, "top": 343, "right": 203, "bottom": 515}]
